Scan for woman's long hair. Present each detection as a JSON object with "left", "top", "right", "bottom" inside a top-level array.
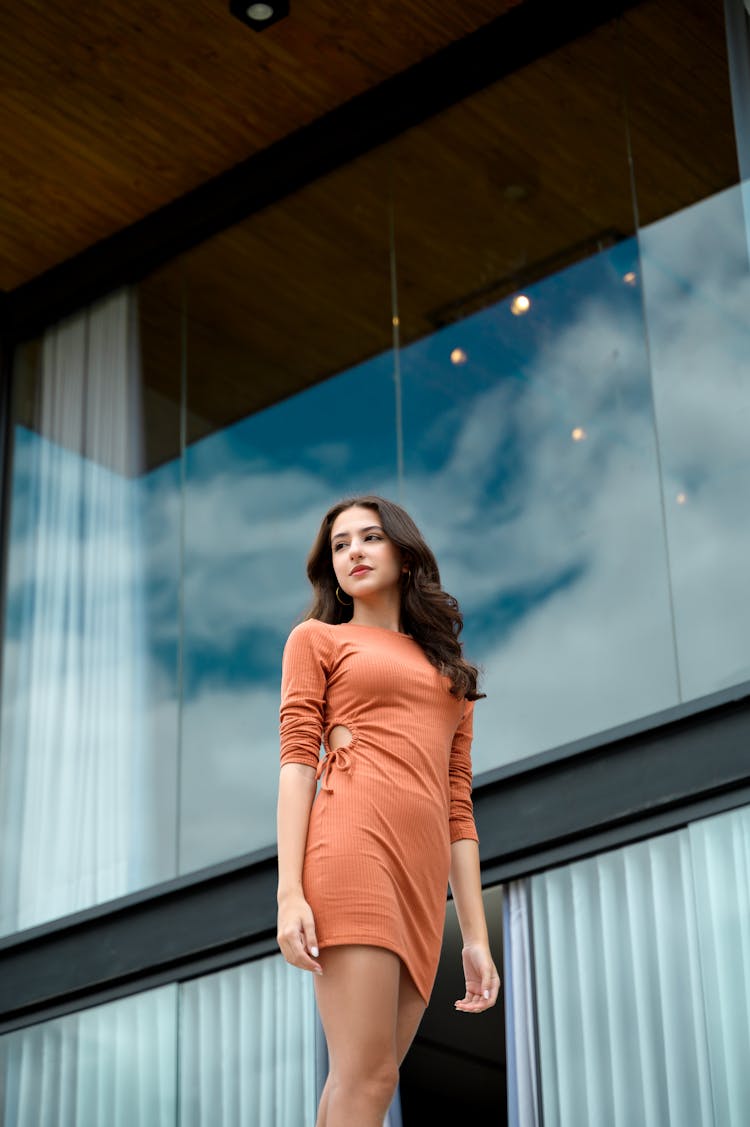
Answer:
[{"left": 305, "top": 495, "right": 485, "bottom": 700}]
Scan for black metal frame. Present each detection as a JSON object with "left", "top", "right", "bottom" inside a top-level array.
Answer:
[{"left": 2, "top": 0, "right": 748, "bottom": 1043}]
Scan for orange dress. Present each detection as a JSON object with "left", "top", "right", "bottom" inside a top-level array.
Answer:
[{"left": 279, "top": 618, "right": 478, "bottom": 1005}]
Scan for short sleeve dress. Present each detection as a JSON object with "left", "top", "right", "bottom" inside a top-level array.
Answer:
[{"left": 279, "top": 618, "right": 479, "bottom": 1005}]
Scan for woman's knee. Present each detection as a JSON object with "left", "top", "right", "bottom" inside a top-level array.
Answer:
[{"left": 332, "top": 1055, "right": 399, "bottom": 1106}]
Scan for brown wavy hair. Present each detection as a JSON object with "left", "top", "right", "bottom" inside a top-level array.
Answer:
[{"left": 305, "top": 495, "right": 485, "bottom": 700}]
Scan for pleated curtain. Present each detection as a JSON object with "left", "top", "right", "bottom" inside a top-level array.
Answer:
[
  {"left": 510, "top": 804, "right": 750, "bottom": 1127},
  {"left": 0, "top": 986, "right": 178, "bottom": 1127},
  {"left": 179, "top": 958, "right": 317, "bottom": 1127},
  {"left": 503, "top": 881, "right": 541, "bottom": 1127},
  {"left": 0, "top": 289, "right": 151, "bottom": 935},
  {"left": 0, "top": 956, "right": 318, "bottom": 1126}
]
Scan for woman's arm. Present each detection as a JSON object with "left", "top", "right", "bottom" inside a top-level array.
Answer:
[
  {"left": 276, "top": 762, "right": 322, "bottom": 975},
  {"left": 449, "top": 838, "right": 501, "bottom": 1012}
]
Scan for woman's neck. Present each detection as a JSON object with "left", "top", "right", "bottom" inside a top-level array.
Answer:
[{"left": 350, "top": 592, "right": 402, "bottom": 633}]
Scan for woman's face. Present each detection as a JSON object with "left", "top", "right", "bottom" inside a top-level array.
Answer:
[{"left": 329, "top": 506, "right": 404, "bottom": 601}]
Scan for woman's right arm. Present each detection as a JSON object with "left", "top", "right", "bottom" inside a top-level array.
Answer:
[{"left": 276, "top": 762, "right": 322, "bottom": 974}]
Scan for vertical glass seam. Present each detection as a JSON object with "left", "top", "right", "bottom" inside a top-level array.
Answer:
[
  {"left": 616, "top": 13, "right": 684, "bottom": 704},
  {"left": 388, "top": 183, "right": 405, "bottom": 502},
  {"left": 175, "top": 277, "right": 188, "bottom": 877}
]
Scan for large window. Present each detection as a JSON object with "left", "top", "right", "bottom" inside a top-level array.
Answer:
[{"left": 1, "top": 0, "right": 746, "bottom": 934}]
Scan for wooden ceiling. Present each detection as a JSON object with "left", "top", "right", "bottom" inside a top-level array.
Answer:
[
  {"left": 0, "top": 0, "right": 520, "bottom": 292},
  {"left": 4, "top": 0, "right": 740, "bottom": 472}
]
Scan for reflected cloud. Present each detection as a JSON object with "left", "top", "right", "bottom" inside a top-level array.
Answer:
[{"left": 6, "top": 183, "right": 750, "bottom": 872}]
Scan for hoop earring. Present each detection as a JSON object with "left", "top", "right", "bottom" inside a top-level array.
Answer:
[{"left": 336, "top": 586, "right": 353, "bottom": 606}]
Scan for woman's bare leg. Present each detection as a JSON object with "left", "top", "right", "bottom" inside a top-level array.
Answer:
[{"left": 314, "top": 946, "right": 426, "bottom": 1127}]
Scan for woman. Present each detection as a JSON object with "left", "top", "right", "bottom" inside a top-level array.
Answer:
[{"left": 276, "top": 495, "right": 500, "bottom": 1127}]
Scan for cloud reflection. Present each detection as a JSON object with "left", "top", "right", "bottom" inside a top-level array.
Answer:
[{"left": 6, "top": 183, "right": 750, "bottom": 872}]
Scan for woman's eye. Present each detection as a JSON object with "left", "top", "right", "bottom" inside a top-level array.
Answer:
[
  {"left": 333, "top": 542, "right": 346, "bottom": 552},
  {"left": 365, "top": 533, "right": 382, "bottom": 542}
]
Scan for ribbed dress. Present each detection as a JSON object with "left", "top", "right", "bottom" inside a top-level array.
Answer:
[{"left": 279, "top": 618, "right": 478, "bottom": 1005}]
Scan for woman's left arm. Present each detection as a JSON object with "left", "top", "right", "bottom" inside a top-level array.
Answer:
[{"left": 449, "top": 838, "right": 501, "bottom": 1012}]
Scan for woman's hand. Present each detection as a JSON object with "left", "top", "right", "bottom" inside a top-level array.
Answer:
[
  {"left": 277, "top": 891, "right": 323, "bottom": 975},
  {"left": 454, "top": 942, "right": 501, "bottom": 1012}
]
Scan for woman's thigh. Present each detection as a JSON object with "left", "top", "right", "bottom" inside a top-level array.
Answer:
[{"left": 314, "top": 946, "right": 404, "bottom": 1074}]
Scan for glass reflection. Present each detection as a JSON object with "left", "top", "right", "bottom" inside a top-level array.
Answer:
[
  {"left": 639, "top": 182, "right": 750, "bottom": 698},
  {"left": 399, "top": 240, "right": 680, "bottom": 770},
  {"left": 178, "top": 355, "right": 399, "bottom": 872}
]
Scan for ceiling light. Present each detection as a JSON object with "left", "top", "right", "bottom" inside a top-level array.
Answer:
[
  {"left": 230, "top": 0, "right": 289, "bottom": 31},
  {"left": 450, "top": 348, "right": 468, "bottom": 365},
  {"left": 510, "top": 294, "right": 531, "bottom": 315},
  {"left": 571, "top": 427, "right": 587, "bottom": 442}
]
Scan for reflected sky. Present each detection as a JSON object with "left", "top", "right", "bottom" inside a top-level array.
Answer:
[{"left": 5, "top": 183, "right": 750, "bottom": 880}]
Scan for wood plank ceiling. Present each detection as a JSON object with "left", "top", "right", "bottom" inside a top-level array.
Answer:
[{"left": 0, "top": 0, "right": 519, "bottom": 291}]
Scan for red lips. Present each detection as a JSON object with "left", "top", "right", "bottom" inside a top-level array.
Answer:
[{"left": 349, "top": 565, "right": 371, "bottom": 576}]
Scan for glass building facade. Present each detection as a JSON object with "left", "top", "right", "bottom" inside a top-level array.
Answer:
[{"left": 1, "top": 1, "right": 749, "bottom": 1123}]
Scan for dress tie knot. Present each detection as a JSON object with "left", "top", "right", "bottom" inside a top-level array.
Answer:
[{"left": 316, "top": 745, "right": 353, "bottom": 793}]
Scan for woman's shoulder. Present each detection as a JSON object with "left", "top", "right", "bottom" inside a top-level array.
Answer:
[{"left": 284, "top": 616, "right": 337, "bottom": 655}]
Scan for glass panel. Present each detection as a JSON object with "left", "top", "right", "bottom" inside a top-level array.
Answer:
[
  {"left": 622, "top": 0, "right": 749, "bottom": 700},
  {"left": 2, "top": 0, "right": 747, "bottom": 917},
  {"left": 531, "top": 831, "right": 712, "bottom": 1127},
  {"left": 392, "top": 21, "right": 679, "bottom": 768},
  {"left": 179, "top": 955, "right": 317, "bottom": 1127},
  {"left": 174, "top": 157, "right": 397, "bottom": 872},
  {"left": 0, "top": 985, "right": 177, "bottom": 1127},
  {"left": 637, "top": 183, "right": 750, "bottom": 697},
  {"left": 0, "top": 285, "right": 182, "bottom": 936},
  {"left": 689, "top": 805, "right": 750, "bottom": 1126}
]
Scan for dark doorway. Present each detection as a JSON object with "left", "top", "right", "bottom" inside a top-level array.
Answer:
[{"left": 399, "top": 884, "right": 507, "bottom": 1123}]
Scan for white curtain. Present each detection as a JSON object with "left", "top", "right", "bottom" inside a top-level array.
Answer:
[
  {"left": 0, "top": 985, "right": 178, "bottom": 1126},
  {"left": 503, "top": 881, "right": 541, "bottom": 1127},
  {"left": 515, "top": 804, "right": 750, "bottom": 1127},
  {"left": 0, "top": 289, "right": 152, "bottom": 935},
  {"left": 689, "top": 805, "right": 750, "bottom": 1123},
  {"left": 0, "top": 956, "right": 320, "bottom": 1127},
  {"left": 179, "top": 956, "right": 317, "bottom": 1127}
]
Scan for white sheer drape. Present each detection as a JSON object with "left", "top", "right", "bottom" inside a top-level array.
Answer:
[
  {"left": 503, "top": 881, "right": 541, "bottom": 1127},
  {"left": 518, "top": 804, "right": 750, "bottom": 1127},
  {"left": 179, "top": 956, "right": 317, "bottom": 1127},
  {"left": 0, "top": 289, "right": 151, "bottom": 934},
  {"left": 0, "top": 956, "right": 319, "bottom": 1127},
  {"left": 689, "top": 805, "right": 750, "bottom": 1123},
  {"left": 0, "top": 986, "right": 178, "bottom": 1126}
]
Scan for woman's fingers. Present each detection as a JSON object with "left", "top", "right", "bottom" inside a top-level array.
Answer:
[{"left": 277, "top": 902, "right": 322, "bottom": 974}]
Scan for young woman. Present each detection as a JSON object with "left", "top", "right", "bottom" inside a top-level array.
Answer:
[{"left": 276, "top": 495, "right": 500, "bottom": 1127}]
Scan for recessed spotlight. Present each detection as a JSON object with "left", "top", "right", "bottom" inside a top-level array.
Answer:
[
  {"left": 450, "top": 348, "right": 468, "bottom": 365},
  {"left": 571, "top": 427, "right": 587, "bottom": 442},
  {"left": 623, "top": 271, "right": 637, "bottom": 285},
  {"left": 510, "top": 294, "right": 531, "bottom": 316},
  {"left": 230, "top": 0, "right": 289, "bottom": 30},
  {"left": 676, "top": 491, "right": 687, "bottom": 505}
]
